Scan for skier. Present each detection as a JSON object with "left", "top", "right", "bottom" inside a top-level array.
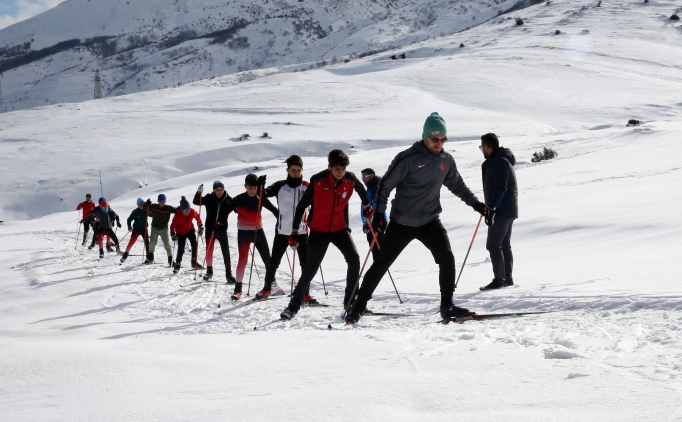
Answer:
[
  {"left": 280, "top": 149, "right": 372, "bottom": 321},
  {"left": 143, "top": 194, "right": 176, "bottom": 266},
  {"left": 346, "top": 112, "right": 488, "bottom": 324},
  {"left": 120, "top": 198, "right": 149, "bottom": 264},
  {"left": 477, "top": 133, "right": 518, "bottom": 290},
  {"left": 76, "top": 193, "right": 96, "bottom": 246},
  {"left": 193, "top": 181, "right": 237, "bottom": 283},
  {"left": 81, "top": 200, "right": 122, "bottom": 259},
  {"left": 170, "top": 196, "right": 204, "bottom": 273},
  {"left": 88, "top": 197, "right": 112, "bottom": 250},
  {"left": 256, "top": 155, "right": 311, "bottom": 300},
  {"left": 228, "top": 174, "right": 278, "bottom": 300},
  {"left": 360, "top": 168, "right": 388, "bottom": 257}
]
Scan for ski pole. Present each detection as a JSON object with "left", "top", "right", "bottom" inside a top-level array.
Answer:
[
  {"left": 112, "top": 231, "right": 130, "bottom": 248},
  {"left": 455, "top": 215, "right": 483, "bottom": 289},
  {"left": 74, "top": 213, "right": 81, "bottom": 250},
  {"left": 198, "top": 230, "right": 216, "bottom": 280},
  {"left": 172, "top": 239, "right": 176, "bottom": 265},
  {"left": 246, "top": 184, "right": 265, "bottom": 297},
  {"left": 367, "top": 224, "right": 403, "bottom": 304},
  {"left": 143, "top": 206, "right": 150, "bottom": 264},
  {"left": 99, "top": 171, "right": 104, "bottom": 199},
  {"left": 291, "top": 250, "right": 297, "bottom": 295},
  {"left": 319, "top": 265, "right": 328, "bottom": 295},
  {"left": 198, "top": 194, "right": 205, "bottom": 247},
  {"left": 342, "top": 229, "right": 379, "bottom": 318}
]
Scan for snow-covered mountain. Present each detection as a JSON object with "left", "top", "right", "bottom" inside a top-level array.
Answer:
[{"left": 0, "top": 0, "right": 535, "bottom": 112}]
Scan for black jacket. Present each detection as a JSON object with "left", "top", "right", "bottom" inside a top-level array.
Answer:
[
  {"left": 482, "top": 147, "right": 518, "bottom": 219},
  {"left": 193, "top": 191, "right": 233, "bottom": 230}
]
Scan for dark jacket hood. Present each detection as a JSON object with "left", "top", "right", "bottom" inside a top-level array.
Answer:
[{"left": 491, "top": 147, "right": 516, "bottom": 166}]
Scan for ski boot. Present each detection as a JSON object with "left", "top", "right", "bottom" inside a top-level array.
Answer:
[
  {"left": 440, "top": 304, "right": 475, "bottom": 320},
  {"left": 203, "top": 266, "right": 213, "bottom": 281},
  {"left": 88, "top": 244, "right": 95, "bottom": 250},
  {"left": 191, "top": 259, "right": 203, "bottom": 270},
  {"left": 280, "top": 300, "right": 301, "bottom": 321},
  {"left": 106, "top": 242, "right": 114, "bottom": 253},
  {"left": 231, "top": 283, "right": 243, "bottom": 301},
  {"left": 167, "top": 255, "right": 173, "bottom": 267},
  {"left": 226, "top": 272, "right": 237, "bottom": 284},
  {"left": 479, "top": 278, "right": 506, "bottom": 291},
  {"left": 344, "top": 296, "right": 367, "bottom": 325},
  {"left": 81, "top": 239, "right": 87, "bottom": 246},
  {"left": 255, "top": 287, "right": 271, "bottom": 300},
  {"left": 99, "top": 248, "right": 105, "bottom": 259},
  {"left": 303, "top": 294, "right": 318, "bottom": 304},
  {"left": 120, "top": 252, "right": 129, "bottom": 264},
  {"left": 116, "top": 246, "right": 123, "bottom": 256},
  {"left": 505, "top": 278, "right": 514, "bottom": 287},
  {"left": 173, "top": 261, "right": 181, "bottom": 274},
  {"left": 143, "top": 253, "right": 154, "bottom": 265}
]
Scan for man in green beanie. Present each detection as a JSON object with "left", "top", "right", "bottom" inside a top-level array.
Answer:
[{"left": 346, "top": 112, "right": 488, "bottom": 324}]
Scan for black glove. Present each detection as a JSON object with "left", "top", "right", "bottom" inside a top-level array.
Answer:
[
  {"left": 171, "top": 232, "right": 178, "bottom": 242},
  {"left": 257, "top": 175, "right": 267, "bottom": 187},
  {"left": 472, "top": 201, "right": 488, "bottom": 216},
  {"left": 371, "top": 213, "right": 386, "bottom": 234},
  {"left": 362, "top": 224, "right": 370, "bottom": 234},
  {"left": 364, "top": 205, "right": 375, "bottom": 221},
  {"left": 485, "top": 207, "right": 496, "bottom": 227},
  {"left": 79, "top": 219, "right": 84, "bottom": 224},
  {"left": 145, "top": 199, "right": 152, "bottom": 207},
  {"left": 116, "top": 219, "right": 122, "bottom": 228},
  {"left": 198, "top": 225, "right": 204, "bottom": 236}
]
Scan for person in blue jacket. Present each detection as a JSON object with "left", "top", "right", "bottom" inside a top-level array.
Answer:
[
  {"left": 478, "top": 133, "right": 519, "bottom": 290},
  {"left": 360, "top": 168, "right": 388, "bottom": 256}
]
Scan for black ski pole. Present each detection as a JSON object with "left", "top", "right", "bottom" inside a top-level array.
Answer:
[
  {"left": 455, "top": 215, "right": 483, "bottom": 289},
  {"left": 387, "top": 269, "right": 403, "bottom": 303},
  {"left": 342, "top": 229, "right": 379, "bottom": 318},
  {"left": 319, "top": 266, "right": 328, "bottom": 295}
]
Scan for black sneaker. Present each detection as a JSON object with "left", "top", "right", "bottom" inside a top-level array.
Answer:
[
  {"left": 203, "top": 266, "right": 213, "bottom": 281},
  {"left": 88, "top": 244, "right": 95, "bottom": 250},
  {"left": 120, "top": 252, "right": 129, "bottom": 264},
  {"left": 280, "top": 300, "right": 301, "bottom": 321},
  {"left": 191, "top": 260, "right": 203, "bottom": 270},
  {"left": 173, "top": 262, "right": 181, "bottom": 274},
  {"left": 144, "top": 253, "right": 154, "bottom": 265},
  {"left": 345, "top": 297, "right": 367, "bottom": 325},
  {"left": 505, "top": 278, "right": 514, "bottom": 287},
  {"left": 479, "top": 278, "right": 506, "bottom": 291},
  {"left": 440, "top": 304, "right": 475, "bottom": 320},
  {"left": 226, "top": 272, "right": 237, "bottom": 284},
  {"left": 99, "top": 248, "right": 104, "bottom": 259}
]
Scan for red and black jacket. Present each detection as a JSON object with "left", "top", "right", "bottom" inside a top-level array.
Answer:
[{"left": 292, "top": 170, "right": 369, "bottom": 233}]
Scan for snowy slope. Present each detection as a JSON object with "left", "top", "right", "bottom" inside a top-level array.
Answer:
[
  {"left": 0, "top": 0, "right": 528, "bottom": 112},
  {"left": 1, "top": 0, "right": 682, "bottom": 420}
]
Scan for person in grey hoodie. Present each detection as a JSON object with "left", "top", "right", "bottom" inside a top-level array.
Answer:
[
  {"left": 478, "top": 133, "right": 518, "bottom": 291},
  {"left": 346, "top": 112, "right": 488, "bottom": 324}
]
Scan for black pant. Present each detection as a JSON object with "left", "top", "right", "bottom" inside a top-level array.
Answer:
[
  {"left": 83, "top": 221, "right": 92, "bottom": 241},
  {"left": 291, "top": 230, "right": 359, "bottom": 305},
  {"left": 486, "top": 217, "right": 514, "bottom": 282},
  {"left": 236, "top": 229, "right": 271, "bottom": 283},
  {"left": 89, "top": 223, "right": 99, "bottom": 247},
  {"left": 264, "top": 233, "right": 308, "bottom": 289},
  {"left": 97, "top": 228, "right": 119, "bottom": 249},
  {"left": 205, "top": 227, "right": 232, "bottom": 274},
  {"left": 358, "top": 218, "right": 455, "bottom": 308},
  {"left": 176, "top": 229, "right": 198, "bottom": 264}
]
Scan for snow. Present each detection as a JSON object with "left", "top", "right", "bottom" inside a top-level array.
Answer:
[{"left": 2, "top": 0, "right": 682, "bottom": 420}]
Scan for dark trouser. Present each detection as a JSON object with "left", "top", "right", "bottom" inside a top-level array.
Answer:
[
  {"left": 366, "top": 229, "right": 385, "bottom": 258},
  {"left": 125, "top": 230, "right": 149, "bottom": 253},
  {"left": 97, "top": 228, "right": 119, "bottom": 249},
  {"left": 264, "top": 233, "right": 308, "bottom": 290},
  {"left": 358, "top": 218, "right": 455, "bottom": 308},
  {"left": 89, "top": 224, "right": 110, "bottom": 247},
  {"left": 176, "top": 228, "right": 198, "bottom": 264},
  {"left": 236, "top": 229, "right": 271, "bottom": 283},
  {"left": 83, "top": 221, "right": 91, "bottom": 240},
  {"left": 291, "top": 229, "right": 359, "bottom": 305},
  {"left": 205, "top": 227, "right": 232, "bottom": 274},
  {"left": 486, "top": 217, "right": 514, "bottom": 283}
]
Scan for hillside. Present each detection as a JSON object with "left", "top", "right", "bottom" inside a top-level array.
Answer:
[{"left": 0, "top": 0, "right": 532, "bottom": 112}]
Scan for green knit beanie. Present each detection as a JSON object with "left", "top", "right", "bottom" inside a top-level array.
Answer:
[{"left": 422, "top": 112, "right": 447, "bottom": 140}]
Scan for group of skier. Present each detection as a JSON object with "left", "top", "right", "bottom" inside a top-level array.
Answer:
[{"left": 76, "top": 112, "right": 518, "bottom": 324}]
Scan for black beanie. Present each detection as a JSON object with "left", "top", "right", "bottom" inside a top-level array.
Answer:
[{"left": 180, "top": 196, "right": 191, "bottom": 210}]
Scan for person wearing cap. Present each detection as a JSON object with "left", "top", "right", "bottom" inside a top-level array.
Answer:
[
  {"left": 120, "top": 198, "right": 150, "bottom": 264},
  {"left": 143, "top": 194, "right": 176, "bottom": 266},
  {"left": 87, "top": 196, "right": 112, "bottom": 250},
  {"left": 170, "top": 196, "right": 204, "bottom": 273},
  {"left": 346, "top": 112, "right": 488, "bottom": 324},
  {"left": 76, "top": 193, "right": 96, "bottom": 246},
  {"left": 81, "top": 200, "right": 122, "bottom": 259},
  {"left": 193, "top": 181, "right": 236, "bottom": 282},
  {"left": 359, "top": 168, "right": 389, "bottom": 258}
]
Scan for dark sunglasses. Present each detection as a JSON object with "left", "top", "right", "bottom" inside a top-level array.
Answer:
[
  {"left": 429, "top": 137, "right": 447, "bottom": 144},
  {"left": 181, "top": 209, "right": 190, "bottom": 213}
]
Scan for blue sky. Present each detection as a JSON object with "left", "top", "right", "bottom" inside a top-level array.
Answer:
[{"left": 0, "top": 0, "right": 62, "bottom": 30}]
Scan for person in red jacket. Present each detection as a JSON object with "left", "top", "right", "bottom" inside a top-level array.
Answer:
[
  {"left": 170, "top": 196, "right": 204, "bottom": 273},
  {"left": 280, "top": 150, "right": 372, "bottom": 320},
  {"left": 76, "top": 193, "right": 96, "bottom": 246}
]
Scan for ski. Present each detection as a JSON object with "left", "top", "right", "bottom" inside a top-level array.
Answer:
[
  {"left": 302, "top": 302, "right": 329, "bottom": 308},
  {"left": 180, "top": 280, "right": 220, "bottom": 288},
  {"left": 213, "top": 295, "right": 285, "bottom": 316},
  {"left": 364, "top": 310, "right": 415, "bottom": 317},
  {"left": 253, "top": 319, "right": 285, "bottom": 330},
  {"left": 441, "top": 306, "right": 575, "bottom": 324}
]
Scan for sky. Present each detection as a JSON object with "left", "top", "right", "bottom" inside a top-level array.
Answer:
[{"left": 0, "top": 0, "right": 61, "bottom": 30}]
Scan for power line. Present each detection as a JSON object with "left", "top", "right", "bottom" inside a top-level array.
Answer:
[{"left": 94, "top": 69, "right": 102, "bottom": 99}]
